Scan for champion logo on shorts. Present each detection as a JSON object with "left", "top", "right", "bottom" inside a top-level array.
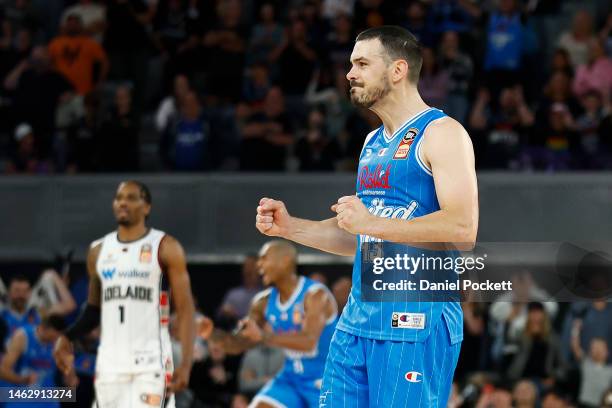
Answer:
[
  {"left": 405, "top": 371, "right": 422, "bottom": 383},
  {"left": 391, "top": 312, "right": 426, "bottom": 329}
]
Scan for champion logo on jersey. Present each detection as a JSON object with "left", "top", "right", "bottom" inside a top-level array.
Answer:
[
  {"left": 405, "top": 371, "right": 422, "bottom": 383},
  {"left": 101, "top": 268, "right": 116, "bottom": 280},
  {"left": 378, "top": 148, "right": 388, "bottom": 156},
  {"left": 393, "top": 128, "right": 418, "bottom": 160}
]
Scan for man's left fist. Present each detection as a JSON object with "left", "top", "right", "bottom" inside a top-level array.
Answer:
[{"left": 332, "top": 195, "right": 373, "bottom": 235}]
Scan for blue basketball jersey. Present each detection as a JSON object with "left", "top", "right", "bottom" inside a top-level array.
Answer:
[
  {"left": 263, "top": 277, "right": 337, "bottom": 379},
  {"left": 15, "top": 325, "right": 57, "bottom": 387},
  {"left": 336, "top": 107, "right": 463, "bottom": 344},
  {"left": 0, "top": 308, "right": 41, "bottom": 343}
]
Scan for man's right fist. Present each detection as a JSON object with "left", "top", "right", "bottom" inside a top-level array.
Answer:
[{"left": 255, "top": 198, "right": 291, "bottom": 237}]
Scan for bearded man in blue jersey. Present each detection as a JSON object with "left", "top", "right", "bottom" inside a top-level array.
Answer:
[{"left": 255, "top": 26, "right": 478, "bottom": 407}]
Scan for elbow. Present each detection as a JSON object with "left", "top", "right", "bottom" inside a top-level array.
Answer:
[{"left": 454, "top": 221, "right": 477, "bottom": 249}]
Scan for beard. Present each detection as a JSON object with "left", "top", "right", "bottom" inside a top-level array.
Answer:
[{"left": 350, "top": 74, "right": 392, "bottom": 108}]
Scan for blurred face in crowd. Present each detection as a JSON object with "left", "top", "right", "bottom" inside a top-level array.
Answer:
[
  {"left": 173, "top": 74, "right": 190, "bottom": 101},
  {"left": 241, "top": 256, "right": 260, "bottom": 288},
  {"left": 257, "top": 243, "right": 296, "bottom": 287},
  {"left": 490, "top": 390, "right": 513, "bottom": 408},
  {"left": 525, "top": 308, "right": 547, "bottom": 337},
  {"left": 582, "top": 92, "right": 602, "bottom": 113},
  {"left": 498, "top": 0, "right": 516, "bottom": 15},
  {"left": 588, "top": 39, "right": 605, "bottom": 63},
  {"left": 260, "top": 3, "right": 275, "bottom": 23},
  {"left": 589, "top": 338, "right": 609, "bottom": 364},
  {"left": 115, "top": 86, "right": 132, "bottom": 115},
  {"left": 347, "top": 39, "right": 393, "bottom": 108},
  {"left": 112, "top": 182, "right": 151, "bottom": 227},
  {"left": 542, "top": 393, "right": 566, "bottom": 408},
  {"left": 335, "top": 15, "right": 351, "bottom": 36},
  {"left": 15, "top": 29, "right": 31, "bottom": 53},
  {"left": 8, "top": 279, "right": 31, "bottom": 313},
  {"left": 513, "top": 380, "right": 537, "bottom": 408},
  {"left": 290, "top": 20, "right": 307, "bottom": 41},
  {"left": 264, "top": 87, "right": 284, "bottom": 117},
  {"left": 572, "top": 10, "right": 593, "bottom": 37},
  {"left": 407, "top": 2, "right": 425, "bottom": 22},
  {"left": 440, "top": 31, "right": 459, "bottom": 57},
  {"left": 64, "top": 15, "right": 83, "bottom": 36},
  {"left": 251, "top": 64, "right": 269, "bottom": 86},
  {"left": 308, "top": 109, "right": 325, "bottom": 129},
  {"left": 231, "top": 394, "right": 249, "bottom": 408},
  {"left": 18, "top": 132, "right": 35, "bottom": 154},
  {"left": 208, "top": 339, "right": 226, "bottom": 363},
  {"left": 551, "top": 50, "right": 571, "bottom": 71},
  {"left": 421, "top": 47, "right": 436, "bottom": 73},
  {"left": 30, "top": 46, "right": 50, "bottom": 71},
  {"left": 182, "top": 92, "right": 201, "bottom": 121},
  {"left": 546, "top": 71, "right": 571, "bottom": 100},
  {"left": 499, "top": 88, "right": 519, "bottom": 111}
]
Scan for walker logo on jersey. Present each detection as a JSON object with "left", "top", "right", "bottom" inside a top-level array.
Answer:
[
  {"left": 139, "top": 243, "right": 152, "bottom": 263},
  {"left": 101, "top": 268, "right": 116, "bottom": 280},
  {"left": 393, "top": 128, "right": 418, "bottom": 160},
  {"left": 104, "top": 285, "right": 153, "bottom": 302},
  {"left": 140, "top": 394, "right": 162, "bottom": 406},
  {"left": 359, "top": 164, "right": 392, "bottom": 190},
  {"left": 391, "top": 312, "right": 426, "bottom": 329},
  {"left": 405, "top": 371, "right": 422, "bottom": 383},
  {"left": 102, "top": 268, "right": 151, "bottom": 280}
]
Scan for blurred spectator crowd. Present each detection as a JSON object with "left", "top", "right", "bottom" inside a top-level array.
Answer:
[
  {"left": 0, "top": 0, "right": 611, "bottom": 174},
  {"left": 2, "top": 258, "right": 612, "bottom": 407}
]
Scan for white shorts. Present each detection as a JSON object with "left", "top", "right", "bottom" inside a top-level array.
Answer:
[{"left": 94, "top": 372, "right": 175, "bottom": 408}]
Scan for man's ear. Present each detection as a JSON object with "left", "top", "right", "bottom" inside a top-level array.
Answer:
[{"left": 391, "top": 59, "right": 409, "bottom": 83}]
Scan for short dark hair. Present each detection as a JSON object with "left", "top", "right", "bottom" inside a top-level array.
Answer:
[
  {"left": 356, "top": 25, "right": 423, "bottom": 83},
  {"left": 124, "top": 180, "right": 152, "bottom": 205},
  {"left": 41, "top": 314, "right": 66, "bottom": 331},
  {"left": 9, "top": 274, "right": 30, "bottom": 287}
]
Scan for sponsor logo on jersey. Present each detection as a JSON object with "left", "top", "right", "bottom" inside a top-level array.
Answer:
[
  {"left": 101, "top": 268, "right": 116, "bottom": 280},
  {"left": 378, "top": 148, "right": 388, "bottom": 156},
  {"left": 101, "top": 268, "right": 151, "bottom": 280},
  {"left": 139, "top": 243, "right": 152, "bottom": 263},
  {"left": 391, "top": 312, "right": 426, "bottom": 329},
  {"left": 140, "top": 394, "right": 162, "bottom": 406},
  {"left": 405, "top": 371, "right": 422, "bottom": 383},
  {"left": 359, "top": 164, "right": 392, "bottom": 190},
  {"left": 367, "top": 198, "right": 418, "bottom": 219},
  {"left": 292, "top": 304, "right": 303, "bottom": 325},
  {"left": 393, "top": 128, "right": 418, "bottom": 160},
  {"left": 104, "top": 285, "right": 153, "bottom": 302}
]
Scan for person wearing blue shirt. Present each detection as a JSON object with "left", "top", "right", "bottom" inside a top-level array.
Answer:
[{"left": 255, "top": 26, "right": 478, "bottom": 407}]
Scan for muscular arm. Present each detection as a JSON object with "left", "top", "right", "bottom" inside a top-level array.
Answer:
[
  {"left": 210, "top": 294, "right": 267, "bottom": 355},
  {"left": 363, "top": 118, "right": 478, "bottom": 245},
  {"left": 0, "top": 330, "right": 29, "bottom": 384},
  {"left": 286, "top": 217, "right": 357, "bottom": 257},
  {"left": 263, "top": 288, "right": 333, "bottom": 352},
  {"left": 86, "top": 243, "right": 102, "bottom": 306},
  {"left": 46, "top": 270, "right": 77, "bottom": 316},
  {"left": 160, "top": 236, "right": 196, "bottom": 373}
]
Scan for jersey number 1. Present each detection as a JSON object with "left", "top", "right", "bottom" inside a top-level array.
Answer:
[{"left": 119, "top": 305, "right": 125, "bottom": 323}]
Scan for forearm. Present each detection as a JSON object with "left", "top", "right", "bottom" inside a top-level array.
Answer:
[
  {"left": 264, "top": 331, "right": 317, "bottom": 352},
  {"left": 65, "top": 303, "right": 100, "bottom": 340},
  {"left": 177, "top": 310, "right": 195, "bottom": 370},
  {"left": 287, "top": 217, "right": 356, "bottom": 256},
  {"left": 210, "top": 329, "right": 254, "bottom": 355},
  {"left": 364, "top": 210, "right": 476, "bottom": 244},
  {"left": 0, "top": 367, "right": 27, "bottom": 384}
]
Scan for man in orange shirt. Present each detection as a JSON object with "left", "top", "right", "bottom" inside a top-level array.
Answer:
[{"left": 48, "top": 14, "right": 109, "bottom": 95}]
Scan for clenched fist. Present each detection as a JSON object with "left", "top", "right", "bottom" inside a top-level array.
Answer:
[
  {"left": 255, "top": 198, "right": 292, "bottom": 237},
  {"left": 332, "top": 195, "right": 373, "bottom": 235}
]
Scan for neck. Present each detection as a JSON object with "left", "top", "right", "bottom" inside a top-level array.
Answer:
[
  {"left": 276, "top": 273, "right": 299, "bottom": 302},
  {"left": 117, "top": 224, "right": 148, "bottom": 242},
  {"left": 370, "top": 86, "right": 429, "bottom": 136}
]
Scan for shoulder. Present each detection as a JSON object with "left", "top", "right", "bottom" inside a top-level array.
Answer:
[
  {"left": 158, "top": 234, "right": 186, "bottom": 265},
  {"left": 421, "top": 115, "right": 472, "bottom": 148},
  {"left": 88, "top": 238, "right": 104, "bottom": 262},
  {"left": 251, "top": 288, "right": 272, "bottom": 307}
]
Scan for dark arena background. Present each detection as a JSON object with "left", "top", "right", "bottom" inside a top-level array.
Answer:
[{"left": 1, "top": 0, "right": 612, "bottom": 407}]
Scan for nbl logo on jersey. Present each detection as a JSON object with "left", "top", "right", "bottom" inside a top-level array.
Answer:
[{"left": 393, "top": 128, "right": 418, "bottom": 160}]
